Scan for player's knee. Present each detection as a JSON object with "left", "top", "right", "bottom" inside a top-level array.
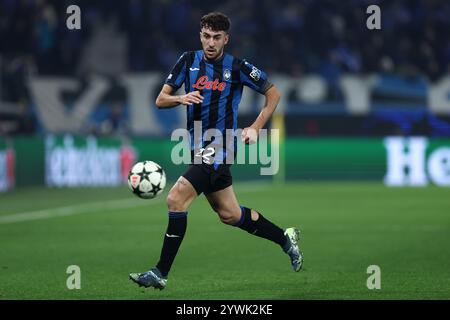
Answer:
[
  {"left": 219, "top": 215, "right": 237, "bottom": 225},
  {"left": 166, "top": 191, "right": 185, "bottom": 212},
  {"left": 218, "top": 210, "right": 240, "bottom": 225}
]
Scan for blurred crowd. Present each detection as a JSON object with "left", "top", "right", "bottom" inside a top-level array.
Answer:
[
  {"left": 0, "top": 0, "right": 449, "bottom": 135},
  {"left": 1, "top": 0, "right": 449, "bottom": 81}
]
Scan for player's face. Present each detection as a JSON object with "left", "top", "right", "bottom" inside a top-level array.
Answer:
[{"left": 200, "top": 28, "right": 229, "bottom": 60}]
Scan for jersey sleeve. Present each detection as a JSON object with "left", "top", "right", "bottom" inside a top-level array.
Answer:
[
  {"left": 164, "top": 52, "right": 187, "bottom": 90},
  {"left": 239, "top": 60, "right": 273, "bottom": 94}
]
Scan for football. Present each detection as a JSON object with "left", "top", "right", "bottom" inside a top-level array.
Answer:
[{"left": 128, "top": 161, "right": 166, "bottom": 199}]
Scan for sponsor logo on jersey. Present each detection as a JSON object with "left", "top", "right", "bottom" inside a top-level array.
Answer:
[{"left": 192, "top": 76, "right": 226, "bottom": 91}]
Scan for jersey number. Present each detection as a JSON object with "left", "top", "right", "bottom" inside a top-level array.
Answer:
[{"left": 195, "top": 147, "right": 215, "bottom": 164}]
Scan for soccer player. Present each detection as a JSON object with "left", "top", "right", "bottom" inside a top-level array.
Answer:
[{"left": 130, "top": 12, "right": 303, "bottom": 290}]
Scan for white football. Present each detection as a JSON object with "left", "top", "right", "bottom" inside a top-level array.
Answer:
[{"left": 127, "top": 161, "right": 166, "bottom": 199}]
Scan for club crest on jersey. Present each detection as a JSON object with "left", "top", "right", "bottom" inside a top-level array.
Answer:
[
  {"left": 223, "top": 69, "right": 231, "bottom": 81},
  {"left": 192, "top": 76, "right": 226, "bottom": 91}
]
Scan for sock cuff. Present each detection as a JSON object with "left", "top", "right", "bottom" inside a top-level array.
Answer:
[
  {"left": 233, "top": 206, "right": 250, "bottom": 227},
  {"left": 168, "top": 211, "right": 188, "bottom": 219}
]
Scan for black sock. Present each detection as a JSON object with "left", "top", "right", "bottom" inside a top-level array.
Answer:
[
  {"left": 234, "top": 206, "right": 287, "bottom": 248},
  {"left": 156, "top": 211, "right": 187, "bottom": 277}
]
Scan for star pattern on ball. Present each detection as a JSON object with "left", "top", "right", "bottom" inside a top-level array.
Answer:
[{"left": 151, "top": 183, "right": 162, "bottom": 195}]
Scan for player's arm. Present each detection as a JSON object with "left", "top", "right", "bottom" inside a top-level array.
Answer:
[
  {"left": 155, "top": 84, "right": 204, "bottom": 108},
  {"left": 156, "top": 51, "right": 204, "bottom": 108},
  {"left": 242, "top": 85, "right": 281, "bottom": 144},
  {"left": 239, "top": 60, "right": 281, "bottom": 143},
  {"left": 250, "top": 85, "right": 281, "bottom": 131}
]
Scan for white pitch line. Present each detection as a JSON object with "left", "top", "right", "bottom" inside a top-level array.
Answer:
[
  {"left": 0, "top": 198, "right": 161, "bottom": 224},
  {"left": 0, "top": 181, "right": 271, "bottom": 225}
]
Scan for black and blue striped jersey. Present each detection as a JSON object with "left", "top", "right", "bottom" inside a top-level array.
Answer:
[{"left": 165, "top": 50, "right": 272, "bottom": 169}]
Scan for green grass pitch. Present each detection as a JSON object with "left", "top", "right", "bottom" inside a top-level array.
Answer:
[{"left": 0, "top": 182, "right": 449, "bottom": 299}]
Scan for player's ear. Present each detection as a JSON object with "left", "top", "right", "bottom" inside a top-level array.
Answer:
[{"left": 224, "top": 33, "right": 229, "bottom": 45}]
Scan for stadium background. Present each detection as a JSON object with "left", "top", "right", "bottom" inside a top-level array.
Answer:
[{"left": 0, "top": 0, "right": 449, "bottom": 299}]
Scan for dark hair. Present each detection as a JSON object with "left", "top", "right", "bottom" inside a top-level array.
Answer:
[{"left": 200, "top": 12, "right": 230, "bottom": 32}]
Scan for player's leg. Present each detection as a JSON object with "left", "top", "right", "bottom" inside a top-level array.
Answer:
[
  {"left": 205, "top": 185, "right": 286, "bottom": 244},
  {"left": 130, "top": 175, "right": 197, "bottom": 289},
  {"left": 156, "top": 176, "right": 197, "bottom": 275},
  {"left": 205, "top": 185, "right": 303, "bottom": 271}
]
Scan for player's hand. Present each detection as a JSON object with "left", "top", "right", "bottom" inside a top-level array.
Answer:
[
  {"left": 241, "top": 127, "right": 259, "bottom": 144},
  {"left": 180, "top": 91, "right": 204, "bottom": 106}
]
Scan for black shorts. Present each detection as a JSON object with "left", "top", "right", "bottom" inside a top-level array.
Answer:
[{"left": 182, "top": 163, "right": 232, "bottom": 195}]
